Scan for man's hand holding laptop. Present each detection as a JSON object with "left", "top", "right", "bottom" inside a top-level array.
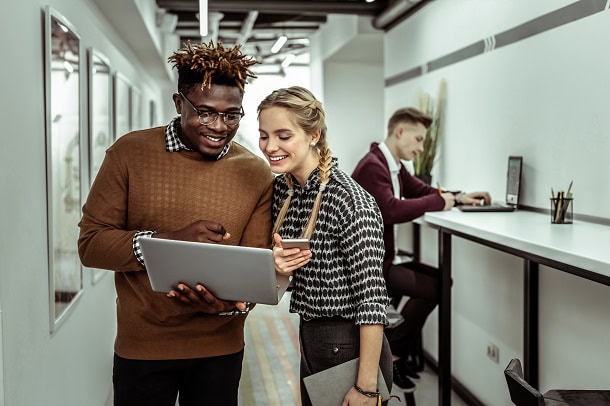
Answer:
[{"left": 155, "top": 220, "right": 248, "bottom": 314}]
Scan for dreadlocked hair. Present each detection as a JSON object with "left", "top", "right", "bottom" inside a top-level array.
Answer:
[
  {"left": 260, "top": 86, "right": 333, "bottom": 242},
  {"left": 167, "top": 40, "right": 258, "bottom": 93}
]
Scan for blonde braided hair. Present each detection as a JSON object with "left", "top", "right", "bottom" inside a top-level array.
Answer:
[{"left": 258, "top": 86, "right": 332, "bottom": 242}]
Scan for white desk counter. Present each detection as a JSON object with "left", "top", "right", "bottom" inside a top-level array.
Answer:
[
  {"left": 422, "top": 209, "right": 610, "bottom": 282},
  {"left": 412, "top": 209, "right": 610, "bottom": 405}
]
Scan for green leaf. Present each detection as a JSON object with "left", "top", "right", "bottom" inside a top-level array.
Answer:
[{"left": 414, "top": 79, "right": 446, "bottom": 176}]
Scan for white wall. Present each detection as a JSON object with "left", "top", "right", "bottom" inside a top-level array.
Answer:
[
  {"left": 385, "top": 1, "right": 610, "bottom": 404},
  {"left": 324, "top": 61, "right": 385, "bottom": 174},
  {"left": 238, "top": 65, "right": 312, "bottom": 157},
  {"left": 310, "top": 15, "right": 386, "bottom": 174},
  {"left": 0, "top": 1, "right": 172, "bottom": 405}
]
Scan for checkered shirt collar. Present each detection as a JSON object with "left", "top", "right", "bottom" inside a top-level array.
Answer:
[{"left": 165, "top": 116, "right": 230, "bottom": 160}]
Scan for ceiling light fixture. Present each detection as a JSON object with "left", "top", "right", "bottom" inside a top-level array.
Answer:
[
  {"left": 281, "top": 54, "right": 296, "bottom": 69},
  {"left": 199, "top": 0, "right": 208, "bottom": 37},
  {"left": 271, "top": 35, "right": 288, "bottom": 54},
  {"left": 365, "top": 0, "right": 375, "bottom": 2}
]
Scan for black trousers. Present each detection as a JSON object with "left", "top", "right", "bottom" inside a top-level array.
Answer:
[
  {"left": 385, "top": 262, "right": 439, "bottom": 359},
  {"left": 113, "top": 350, "right": 244, "bottom": 406},
  {"left": 299, "top": 317, "right": 393, "bottom": 406}
]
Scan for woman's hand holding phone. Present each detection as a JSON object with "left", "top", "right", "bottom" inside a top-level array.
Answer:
[
  {"left": 272, "top": 233, "right": 312, "bottom": 275},
  {"left": 281, "top": 238, "right": 310, "bottom": 250}
]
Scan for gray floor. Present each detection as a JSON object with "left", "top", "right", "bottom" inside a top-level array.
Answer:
[{"left": 389, "top": 366, "right": 469, "bottom": 406}]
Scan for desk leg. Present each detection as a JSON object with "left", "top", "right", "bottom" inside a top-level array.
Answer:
[
  {"left": 413, "top": 223, "right": 421, "bottom": 262},
  {"left": 438, "top": 231, "right": 452, "bottom": 406},
  {"left": 523, "top": 260, "right": 539, "bottom": 388}
]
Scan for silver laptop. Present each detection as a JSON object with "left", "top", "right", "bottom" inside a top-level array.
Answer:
[
  {"left": 458, "top": 156, "right": 523, "bottom": 212},
  {"left": 140, "top": 237, "right": 291, "bottom": 305}
]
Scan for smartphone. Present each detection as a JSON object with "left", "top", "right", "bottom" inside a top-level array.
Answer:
[{"left": 282, "top": 238, "right": 310, "bottom": 250}]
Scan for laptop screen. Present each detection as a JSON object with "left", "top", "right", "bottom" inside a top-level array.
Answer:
[{"left": 505, "top": 156, "right": 523, "bottom": 205}]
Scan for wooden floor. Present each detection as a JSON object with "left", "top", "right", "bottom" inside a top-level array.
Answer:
[
  {"left": 239, "top": 294, "right": 301, "bottom": 405},
  {"left": 239, "top": 293, "right": 469, "bottom": 406}
]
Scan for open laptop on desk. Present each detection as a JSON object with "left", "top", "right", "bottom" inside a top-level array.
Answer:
[{"left": 458, "top": 156, "right": 523, "bottom": 212}]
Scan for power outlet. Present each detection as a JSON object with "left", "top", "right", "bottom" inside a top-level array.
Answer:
[{"left": 486, "top": 343, "right": 500, "bottom": 363}]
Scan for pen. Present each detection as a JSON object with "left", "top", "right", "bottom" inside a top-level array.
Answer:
[
  {"left": 566, "top": 180, "right": 573, "bottom": 198},
  {"left": 555, "top": 191, "right": 564, "bottom": 223},
  {"left": 436, "top": 182, "right": 442, "bottom": 196},
  {"left": 561, "top": 181, "right": 573, "bottom": 220}
]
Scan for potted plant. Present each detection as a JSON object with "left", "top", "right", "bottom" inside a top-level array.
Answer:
[{"left": 413, "top": 79, "right": 447, "bottom": 185}]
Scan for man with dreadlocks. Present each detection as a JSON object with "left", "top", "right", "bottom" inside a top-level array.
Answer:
[
  {"left": 78, "top": 41, "right": 273, "bottom": 405},
  {"left": 257, "top": 86, "right": 392, "bottom": 406}
]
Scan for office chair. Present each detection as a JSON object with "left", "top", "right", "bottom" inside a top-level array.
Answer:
[{"left": 504, "top": 358, "right": 610, "bottom": 405}]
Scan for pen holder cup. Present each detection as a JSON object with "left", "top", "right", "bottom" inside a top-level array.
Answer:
[{"left": 550, "top": 197, "right": 573, "bottom": 224}]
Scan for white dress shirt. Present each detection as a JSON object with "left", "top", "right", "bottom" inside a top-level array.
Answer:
[{"left": 378, "top": 142, "right": 402, "bottom": 261}]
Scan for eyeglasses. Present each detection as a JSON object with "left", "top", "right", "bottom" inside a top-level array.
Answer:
[{"left": 179, "top": 92, "right": 244, "bottom": 127}]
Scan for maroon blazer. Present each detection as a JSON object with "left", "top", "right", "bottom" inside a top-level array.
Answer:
[{"left": 352, "top": 142, "right": 445, "bottom": 274}]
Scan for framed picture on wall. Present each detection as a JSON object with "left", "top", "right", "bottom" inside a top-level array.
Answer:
[
  {"left": 87, "top": 48, "right": 113, "bottom": 185},
  {"left": 149, "top": 99, "right": 157, "bottom": 127},
  {"left": 43, "top": 6, "right": 84, "bottom": 333},
  {"left": 131, "top": 87, "right": 142, "bottom": 131},
  {"left": 113, "top": 72, "right": 131, "bottom": 139},
  {"left": 87, "top": 47, "right": 113, "bottom": 284}
]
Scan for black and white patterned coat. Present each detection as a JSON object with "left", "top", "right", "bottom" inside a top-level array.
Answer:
[{"left": 273, "top": 160, "right": 389, "bottom": 325}]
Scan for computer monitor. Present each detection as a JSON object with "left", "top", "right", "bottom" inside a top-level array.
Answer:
[{"left": 506, "top": 156, "right": 523, "bottom": 206}]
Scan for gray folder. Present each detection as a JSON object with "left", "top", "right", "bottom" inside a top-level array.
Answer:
[{"left": 303, "top": 358, "right": 390, "bottom": 406}]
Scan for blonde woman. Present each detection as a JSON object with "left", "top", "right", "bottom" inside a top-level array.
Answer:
[{"left": 258, "top": 86, "right": 392, "bottom": 405}]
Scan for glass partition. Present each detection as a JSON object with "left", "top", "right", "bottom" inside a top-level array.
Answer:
[
  {"left": 114, "top": 73, "right": 131, "bottom": 139},
  {"left": 44, "top": 6, "right": 83, "bottom": 332},
  {"left": 87, "top": 48, "right": 113, "bottom": 283},
  {"left": 131, "top": 86, "right": 142, "bottom": 131}
]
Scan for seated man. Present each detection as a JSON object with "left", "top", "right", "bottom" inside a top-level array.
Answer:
[{"left": 352, "top": 107, "right": 490, "bottom": 392}]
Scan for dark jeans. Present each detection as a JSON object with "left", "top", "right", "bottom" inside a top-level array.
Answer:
[
  {"left": 385, "top": 262, "right": 439, "bottom": 359},
  {"left": 299, "top": 317, "right": 393, "bottom": 406},
  {"left": 113, "top": 350, "right": 244, "bottom": 406}
]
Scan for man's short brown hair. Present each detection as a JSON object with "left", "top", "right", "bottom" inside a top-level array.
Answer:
[{"left": 387, "top": 107, "right": 433, "bottom": 136}]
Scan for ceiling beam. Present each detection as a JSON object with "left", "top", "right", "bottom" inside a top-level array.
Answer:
[
  {"left": 373, "top": 0, "right": 429, "bottom": 29},
  {"left": 177, "top": 28, "right": 317, "bottom": 37},
  {"left": 235, "top": 11, "right": 259, "bottom": 45},
  {"left": 157, "top": 0, "right": 387, "bottom": 15}
]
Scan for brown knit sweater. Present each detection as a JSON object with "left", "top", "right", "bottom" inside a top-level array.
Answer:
[{"left": 78, "top": 126, "right": 274, "bottom": 360}]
